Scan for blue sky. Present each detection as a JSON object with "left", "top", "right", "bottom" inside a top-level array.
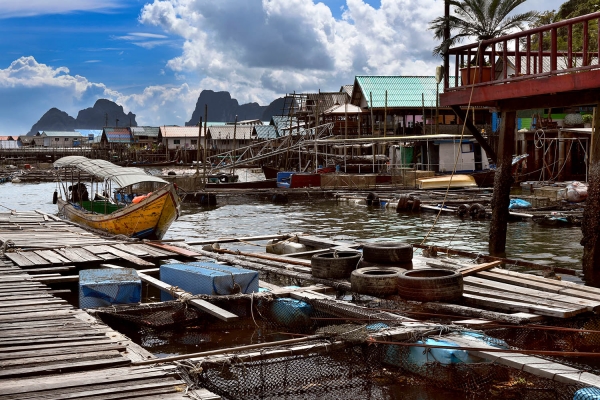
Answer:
[{"left": 0, "top": 0, "right": 562, "bottom": 135}]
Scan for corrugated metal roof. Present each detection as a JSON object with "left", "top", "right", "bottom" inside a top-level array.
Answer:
[
  {"left": 160, "top": 126, "right": 203, "bottom": 138},
  {"left": 323, "top": 103, "right": 367, "bottom": 115},
  {"left": 41, "top": 131, "right": 83, "bottom": 137},
  {"left": 340, "top": 85, "right": 354, "bottom": 97},
  {"left": 253, "top": 125, "right": 278, "bottom": 140},
  {"left": 131, "top": 126, "right": 160, "bottom": 137},
  {"left": 208, "top": 125, "right": 255, "bottom": 140},
  {"left": 103, "top": 128, "right": 132, "bottom": 144},
  {"left": 271, "top": 116, "right": 299, "bottom": 131},
  {"left": 353, "top": 76, "right": 454, "bottom": 108}
]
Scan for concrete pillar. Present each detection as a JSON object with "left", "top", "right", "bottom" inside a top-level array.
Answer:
[
  {"left": 489, "top": 111, "right": 516, "bottom": 255},
  {"left": 582, "top": 106, "right": 600, "bottom": 286}
]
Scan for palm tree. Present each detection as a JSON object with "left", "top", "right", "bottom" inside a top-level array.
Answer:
[{"left": 430, "top": 0, "right": 539, "bottom": 58}]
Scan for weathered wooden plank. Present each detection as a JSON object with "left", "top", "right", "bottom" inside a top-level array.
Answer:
[
  {"left": 34, "top": 276, "right": 79, "bottom": 284},
  {"left": 463, "top": 285, "right": 590, "bottom": 312},
  {"left": 0, "top": 298, "right": 67, "bottom": 309},
  {"left": 186, "top": 234, "right": 288, "bottom": 246},
  {"left": 53, "top": 248, "right": 89, "bottom": 263},
  {"left": 145, "top": 242, "right": 201, "bottom": 257},
  {"left": 137, "top": 271, "right": 238, "bottom": 321},
  {"left": 111, "top": 243, "right": 149, "bottom": 257},
  {"left": 0, "top": 349, "right": 123, "bottom": 368},
  {"left": 69, "top": 247, "right": 103, "bottom": 262},
  {"left": 10, "top": 379, "right": 188, "bottom": 400},
  {"left": 3, "top": 253, "right": 35, "bottom": 267},
  {"left": 462, "top": 293, "right": 584, "bottom": 318},
  {"left": 0, "top": 344, "right": 126, "bottom": 361},
  {"left": 34, "top": 250, "right": 70, "bottom": 264},
  {"left": 0, "top": 309, "right": 78, "bottom": 322},
  {"left": 100, "top": 246, "right": 155, "bottom": 266},
  {"left": 486, "top": 269, "right": 600, "bottom": 296},
  {"left": 459, "top": 261, "right": 503, "bottom": 276},
  {"left": 135, "top": 243, "right": 177, "bottom": 257},
  {"left": 0, "top": 356, "right": 131, "bottom": 378},
  {"left": 15, "top": 251, "right": 49, "bottom": 266},
  {"left": 0, "top": 366, "right": 172, "bottom": 394},
  {"left": 464, "top": 277, "right": 600, "bottom": 311},
  {"left": 0, "top": 338, "right": 115, "bottom": 353}
]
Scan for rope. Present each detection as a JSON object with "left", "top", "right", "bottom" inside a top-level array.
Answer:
[{"left": 420, "top": 40, "right": 482, "bottom": 246}]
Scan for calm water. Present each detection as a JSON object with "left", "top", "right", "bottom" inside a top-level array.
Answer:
[{"left": 0, "top": 179, "right": 583, "bottom": 269}]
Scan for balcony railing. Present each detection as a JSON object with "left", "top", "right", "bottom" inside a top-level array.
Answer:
[{"left": 444, "top": 11, "right": 600, "bottom": 90}]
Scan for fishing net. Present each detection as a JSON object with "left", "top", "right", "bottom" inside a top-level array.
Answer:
[{"left": 93, "top": 287, "right": 595, "bottom": 400}]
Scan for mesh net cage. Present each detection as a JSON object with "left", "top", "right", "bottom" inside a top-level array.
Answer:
[
  {"left": 176, "top": 337, "right": 587, "bottom": 400},
  {"left": 92, "top": 289, "right": 597, "bottom": 400}
]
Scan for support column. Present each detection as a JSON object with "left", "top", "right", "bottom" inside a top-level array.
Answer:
[
  {"left": 582, "top": 106, "right": 600, "bottom": 286},
  {"left": 557, "top": 130, "right": 565, "bottom": 181},
  {"left": 489, "top": 111, "right": 516, "bottom": 255}
]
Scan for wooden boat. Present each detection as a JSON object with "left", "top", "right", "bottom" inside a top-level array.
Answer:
[
  {"left": 205, "top": 178, "right": 277, "bottom": 189},
  {"left": 416, "top": 174, "right": 478, "bottom": 189},
  {"left": 276, "top": 172, "right": 321, "bottom": 188},
  {"left": 54, "top": 156, "right": 181, "bottom": 239}
]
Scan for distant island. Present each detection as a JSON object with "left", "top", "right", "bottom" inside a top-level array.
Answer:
[
  {"left": 27, "top": 90, "right": 292, "bottom": 135},
  {"left": 27, "top": 99, "right": 137, "bottom": 136}
]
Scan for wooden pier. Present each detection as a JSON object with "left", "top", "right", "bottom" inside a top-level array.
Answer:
[
  {"left": 1, "top": 209, "right": 600, "bottom": 397},
  {"left": 0, "top": 211, "right": 220, "bottom": 399}
]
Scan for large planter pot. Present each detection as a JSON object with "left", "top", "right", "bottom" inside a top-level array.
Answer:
[{"left": 460, "top": 66, "right": 492, "bottom": 85}]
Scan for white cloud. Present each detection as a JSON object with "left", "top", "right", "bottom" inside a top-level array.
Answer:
[
  {"left": 0, "top": 56, "right": 197, "bottom": 135},
  {"left": 138, "top": 0, "right": 446, "bottom": 104},
  {"left": 0, "top": 0, "right": 124, "bottom": 19}
]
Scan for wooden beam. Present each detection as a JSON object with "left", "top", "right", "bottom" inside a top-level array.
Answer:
[
  {"left": 450, "top": 105, "right": 497, "bottom": 163},
  {"left": 100, "top": 264, "right": 238, "bottom": 322},
  {"left": 440, "top": 69, "right": 600, "bottom": 107}
]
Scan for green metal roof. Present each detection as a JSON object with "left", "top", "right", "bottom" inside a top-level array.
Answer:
[{"left": 353, "top": 76, "right": 455, "bottom": 109}]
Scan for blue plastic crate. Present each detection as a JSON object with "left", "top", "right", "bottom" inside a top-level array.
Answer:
[
  {"left": 79, "top": 268, "right": 141, "bottom": 309},
  {"left": 160, "top": 262, "right": 259, "bottom": 300}
]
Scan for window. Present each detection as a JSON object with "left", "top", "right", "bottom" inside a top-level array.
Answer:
[
  {"left": 461, "top": 143, "right": 473, "bottom": 153},
  {"left": 191, "top": 140, "right": 197, "bottom": 145},
  {"left": 173, "top": 139, "right": 180, "bottom": 145},
  {"left": 55, "top": 138, "right": 60, "bottom": 142},
  {"left": 64, "top": 138, "right": 69, "bottom": 141}
]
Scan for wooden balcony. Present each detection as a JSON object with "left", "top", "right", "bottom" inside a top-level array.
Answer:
[{"left": 440, "top": 11, "right": 600, "bottom": 110}]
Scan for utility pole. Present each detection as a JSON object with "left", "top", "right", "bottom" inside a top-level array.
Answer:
[
  {"left": 232, "top": 115, "right": 238, "bottom": 179},
  {"left": 196, "top": 117, "right": 202, "bottom": 175}
]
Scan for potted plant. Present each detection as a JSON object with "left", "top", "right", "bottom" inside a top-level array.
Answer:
[
  {"left": 582, "top": 114, "right": 593, "bottom": 128},
  {"left": 429, "top": 0, "right": 538, "bottom": 85}
]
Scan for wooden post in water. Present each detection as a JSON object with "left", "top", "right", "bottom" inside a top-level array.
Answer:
[
  {"left": 489, "top": 110, "right": 516, "bottom": 255},
  {"left": 203, "top": 105, "right": 208, "bottom": 189},
  {"left": 582, "top": 106, "right": 600, "bottom": 286}
]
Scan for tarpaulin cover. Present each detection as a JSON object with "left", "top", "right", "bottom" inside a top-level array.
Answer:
[{"left": 54, "top": 156, "right": 167, "bottom": 188}]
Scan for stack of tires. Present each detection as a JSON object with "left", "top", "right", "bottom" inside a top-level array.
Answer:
[
  {"left": 396, "top": 269, "right": 463, "bottom": 302},
  {"left": 351, "top": 242, "right": 413, "bottom": 297}
]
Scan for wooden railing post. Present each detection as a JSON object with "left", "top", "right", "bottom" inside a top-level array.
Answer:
[
  {"left": 583, "top": 20, "right": 589, "bottom": 66},
  {"left": 551, "top": 27, "right": 557, "bottom": 71}
]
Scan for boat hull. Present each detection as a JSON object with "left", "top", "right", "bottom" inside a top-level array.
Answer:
[
  {"left": 416, "top": 174, "right": 478, "bottom": 190},
  {"left": 57, "top": 184, "right": 180, "bottom": 240}
]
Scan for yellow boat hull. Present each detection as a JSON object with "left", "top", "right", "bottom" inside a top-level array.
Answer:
[
  {"left": 416, "top": 174, "right": 478, "bottom": 190},
  {"left": 58, "top": 184, "right": 180, "bottom": 240}
]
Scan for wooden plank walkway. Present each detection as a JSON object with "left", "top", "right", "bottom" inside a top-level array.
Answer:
[
  {"left": 0, "top": 211, "right": 179, "bottom": 269},
  {"left": 0, "top": 211, "right": 220, "bottom": 399}
]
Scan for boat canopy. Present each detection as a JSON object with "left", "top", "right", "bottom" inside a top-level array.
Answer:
[{"left": 54, "top": 156, "right": 168, "bottom": 188}]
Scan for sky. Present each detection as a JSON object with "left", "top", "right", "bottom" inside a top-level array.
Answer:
[{"left": 0, "top": 0, "right": 564, "bottom": 135}]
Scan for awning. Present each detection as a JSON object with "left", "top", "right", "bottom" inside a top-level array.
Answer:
[{"left": 54, "top": 156, "right": 168, "bottom": 188}]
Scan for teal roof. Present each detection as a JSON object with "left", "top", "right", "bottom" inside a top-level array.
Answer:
[{"left": 354, "top": 76, "right": 455, "bottom": 109}]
